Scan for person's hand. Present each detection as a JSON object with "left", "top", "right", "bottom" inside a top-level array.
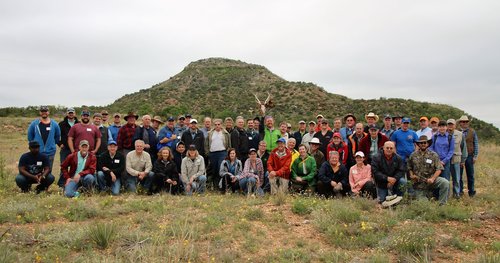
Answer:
[
  {"left": 91, "top": 150, "right": 97, "bottom": 154},
  {"left": 73, "top": 174, "right": 81, "bottom": 184},
  {"left": 103, "top": 167, "right": 110, "bottom": 172},
  {"left": 189, "top": 177, "right": 194, "bottom": 184},
  {"left": 231, "top": 176, "right": 237, "bottom": 183},
  {"left": 353, "top": 182, "right": 358, "bottom": 188},
  {"left": 460, "top": 162, "right": 465, "bottom": 168},
  {"left": 138, "top": 172, "right": 145, "bottom": 180},
  {"left": 440, "top": 161, "right": 445, "bottom": 166},
  {"left": 269, "top": 171, "right": 276, "bottom": 178},
  {"left": 186, "top": 184, "right": 191, "bottom": 193},
  {"left": 426, "top": 177, "right": 435, "bottom": 184},
  {"left": 144, "top": 144, "right": 150, "bottom": 149},
  {"left": 410, "top": 174, "right": 419, "bottom": 182},
  {"left": 110, "top": 173, "right": 116, "bottom": 183},
  {"left": 473, "top": 158, "right": 477, "bottom": 164},
  {"left": 36, "top": 175, "right": 41, "bottom": 184},
  {"left": 387, "top": 177, "right": 396, "bottom": 185},
  {"left": 296, "top": 177, "right": 303, "bottom": 183},
  {"left": 330, "top": 181, "right": 337, "bottom": 188},
  {"left": 172, "top": 134, "right": 177, "bottom": 140},
  {"left": 166, "top": 178, "right": 172, "bottom": 184},
  {"left": 172, "top": 180, "right": 177, "bottom": 186}
]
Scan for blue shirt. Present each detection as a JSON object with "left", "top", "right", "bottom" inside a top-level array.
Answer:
[
  {"left": 430, "top": 132, "right": 455, "bottom": 163},
  {"left": 158, "top": 126, "right": 177, "bottom": 150},
  {"left": 108, "top": 124, "right": 121, "bottom": 141},
  {"left": 390, "top": 129, "right": 418, "bottom": 162}
]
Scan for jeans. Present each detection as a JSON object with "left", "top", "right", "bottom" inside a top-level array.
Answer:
[
  {"left": 64, "top": 174, "right": 95, "bottom": 197},
  {"left": 415, "top": 177, "right": 450, "bottom": 205},
  {"left": 126, "top": 172, "right": 154, "bottom": 193},
  {"left": 184, "top": 175, "right": 207, "bottom": 195},
  {"left": 15, "top": 173, "right": 55, "bottom": 192},
  {"left": 460, "top": 155, "right": 476, "bottom": 196},
  {"left": 440, "top": 161, "right": 451, "bottom": 181},
  {"left": 97, "top": 171, "right": 121, "bottom": 195},
  {"left": 239, "top": 177, "right": 260, "bottom": 195},
  {"left": 450, "top": 162, "right": 461, "bottom": 197},
  {"left": 376, "top": 177, "right": 407, "bottom": 203},
  {"left": 209, "top": 150, "right": 227, "bottom": 189},
  {"left": 57, "top": 147, "right": 72, "bottom": 187}
]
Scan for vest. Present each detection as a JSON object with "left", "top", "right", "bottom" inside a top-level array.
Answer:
[{"left": 464, "top": 128, "right": 475, "bottom": 154}]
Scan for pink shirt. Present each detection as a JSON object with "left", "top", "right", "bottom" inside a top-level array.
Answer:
[
  {"left": 349, "top": 164, "right": 373, "bottom": 193},
  {"left": 68, "top": 123, "right": 101, "bottom": 151}
]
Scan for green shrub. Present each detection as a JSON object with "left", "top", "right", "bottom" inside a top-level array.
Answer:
[
  {"left": 88, "top": 222, "right": 118, "bottom": 249},
  {"left": 388, "top": 224, "right": 435, "bottom": 255},
  {"left": 244, "top": 208, "right": 264, "bottom": 221}
]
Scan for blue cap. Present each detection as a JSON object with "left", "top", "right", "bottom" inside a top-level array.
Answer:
[
  {"left": 276, "top": 138, "right": 286, "bottom": 144},
  {"left": 81, "top": 110, "right": 90, "bottom": 116},
  {"left": 167, "top": 116, "right": 175, "bottom": 121},
  {"left": 402, "top": 117, "right": 411, "bottom": 123},
  {"left": 108, "top": 140, "right": 117, "bottom": 145}
]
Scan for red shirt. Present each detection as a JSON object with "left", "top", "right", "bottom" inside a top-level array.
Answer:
[
  {"left": 68, "top": 123, "right": 101, "bottom": 151},
  {"left": 117, "top": 123, "right": 137, "bottom": 150}
]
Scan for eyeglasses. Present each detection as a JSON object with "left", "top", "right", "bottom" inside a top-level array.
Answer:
[
  {"left": 384, "top": 147, "right": 394, "bottom": 149},
  {"left": 417, "top": 142, "right": 428, "bottom": 145}
]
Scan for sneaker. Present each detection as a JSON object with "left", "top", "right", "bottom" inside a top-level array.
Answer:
[
  {"left": 382, "top": 196, "right": 402, "bottom": 208},
  {"left": 73, "top": 191, "right": 80, "bottom": 198}
]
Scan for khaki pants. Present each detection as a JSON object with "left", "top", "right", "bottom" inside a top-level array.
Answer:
[{"left": 269, "top": 176, "right": 289, "bottom": 195}]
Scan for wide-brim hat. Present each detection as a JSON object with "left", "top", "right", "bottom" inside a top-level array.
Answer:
[
  {"left": 152, "top": 116, "right": 164, "bottom": 123},
  {"left": 365, "top": 112, "right": 379, "bottom": 122},
  {"left": 392, "top": 113, "right": 404, "bottom": 120},
  {"left": 309, "top": 138, "right": 321, "bottom": 145},
  {"left": 343, "top": 113, "right": 357, "bottom": 122},
  {"left": 416, "top": 135, "right": 432, "bottom": 143},
  {"left": 458, "top": 115, "right": 470, "bottom": 122},
  {"left": 124, "top": 112, "right": 138, "bottom": 121}
]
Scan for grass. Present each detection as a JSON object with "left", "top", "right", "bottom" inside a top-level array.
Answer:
[{"left": 0, "top": 117, "right": 499, "bottom": 262}]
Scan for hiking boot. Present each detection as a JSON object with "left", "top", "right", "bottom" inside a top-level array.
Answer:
[
  {"left": 385, "top": 194, "right": 397, "bottom": 201},
  {"left": 382, "top": 196, "right": 402, "bottom": 208}
]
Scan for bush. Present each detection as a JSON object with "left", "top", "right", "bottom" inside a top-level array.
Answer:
[
  {"left": 388, "top": 224, "right": 435, "bottom": 255},
  {"left": 88, "top": 222, "right": 118, "bottom": 249}
]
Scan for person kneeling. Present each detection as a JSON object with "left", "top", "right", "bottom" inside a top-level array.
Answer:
[
  {"left": 349, "top": 151, "right": 376, "bottom": 198},
  {"left": 97, "top": 140, "right": 124, "bottom": 195},
  {"left": 61, "top": 140, "right": 96, "bottom": 197},
  {"left": 290, "top": 144, "right": 317, "bottom": 194},
  {"left": 408, "top": 136, "right": 449, "bottom": 205},
  {"left": 317, "top": 151, "right": 350, "bottom": 197},
  {"left": 181, "top": 145, "right": 207, "bottom": 195},
  {"left": 152, "top": 147, "right": 181, "bottom": 194},
  {"left": 240, "top": 148, "right": 264, "bottom": 196},
  {"left": 16, "top": 141, "right": 55, "bottom": 193},
  {"left": 126, "top": 140, "right": 154, "bottom": 194},
  {"left": 219, "top": 148, "right": 243, "bottom": 193}
]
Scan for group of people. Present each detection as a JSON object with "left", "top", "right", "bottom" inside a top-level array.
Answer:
[{"left": 17, "top": 106, "right": 479, "bottom": 206}]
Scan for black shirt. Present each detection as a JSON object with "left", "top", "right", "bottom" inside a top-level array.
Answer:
[
  {"left": 19, "top": 152, "right": 49, "bottom": 175},
  {"left": 39, "top": 122, "right": 51, "bottom": 144}
]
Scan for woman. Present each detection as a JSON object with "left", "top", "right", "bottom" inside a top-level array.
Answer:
[
  {"left": 349, "top": 151, "right": 376, "bottom": 198},
  {"left": 219, "top": 148, "right": 243, "bottom": 193},
  {"left": 173, "top": 141, "right": 186, "bottom": 173},
  {"left": 290, "top": 144, "right": 317, "bottom": 194},
  {"left": 240, "top": 148, "right": 264, "bottom": 196},
  {"left": 181, "top": 145, "right": 207, "bottom": 195},
  {"left": 152, "top": 147, "right": 180, "bottom": 194}
]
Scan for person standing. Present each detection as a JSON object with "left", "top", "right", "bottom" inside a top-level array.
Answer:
[
  {"left": 292, "top": 120, "right": 307, "bottom": 150},
  {"left": 205, "top": 118, "right": 231, "bottom": 190},
  {"left": 133, "top": 115, "right": 158, "bottom": 163},
  {"left": 390, "top": 117, "right": 418, "bottom": 163},
  {"left": 313, "top": 119, "right": 334, "bottom": 157},
  {"left": 246, "top": 118, "right": 259, "bottom": 151},
  {"left": 301, "top": 121, "right": 316, "bottom": 150},
  {"left": 231, "top": 116, "right": 250, "bottom": 164},
  {"left": 68, "top": 110, "right": 101, "bottom": 154},
  {"left": 27, "top": 106, "right": 61, "bottom": 172},
  {"left": 93, "top": 113, "right": 110, "bottom": 156},
  {"left": 108, "top": 113, "right": 122, "bottom": 142},
  {"left": 447, "top": 119, "right": 468, "bottom": 198},
  {"left": 458, "top": 115, "right": 479, "bottom": 197},
  {"left": 430, "top": 121, "right": 455, "bottom": 181},
  {"left": 380, "top": 114, "right": 394, "bottom": 139},
  {"left": 57, "top": 107, "right": 78, "bottom": 187}
]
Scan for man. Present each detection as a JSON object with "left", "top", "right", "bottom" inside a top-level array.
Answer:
[
  {"left": 259, "top": 115, "right": 282, "bottom": 153},
  {"left": 231, "top": 116, "right": 250, "bottom": 163},
  {"left": 293, "top": 120, "right": 307, "bottom": 150},
  {"left": 392, "top": 113, "right": 403, "bottom": 130},
  {"left": 175, "top": 115, "right": 188, "bottom": 138},
  {"left": 205, "top": 118, "right": 231, "bottom": 189},
  {"left": 117, "top": 112, "right": 138, "bottom": 157},
  {"left": 416, "top": 117, "right": 433, "bottom": 139},
  {"left": 301, "top": 121, "right": 316, "bottom": 150},
  {"left": 16, "top": 141, "right": 54, "bottom": 193},
  {"left": 279, "top": 121, "right": 291, "bottom": 142},
  {"left": 313, "top": 119, "right": 334, "bottom": 157},
  {"left": 68, "top": 110, "right": 101, "bottom": 154},
  {"left": 458, "top": 115, "right": 478, "bottom": 197},
  {"left": 429, "top": 120, "right": 454, "bottom": 181},
  {"left": 200, "top": 117, "right": 212, "bottom": 138},
  {"left": 61, "top": 140, "right": 97, "bottom": 198},
  {"left": 93, "top": 113, "right": 110, "bottom": 156},
  {"left": 158, "top": 116, "right": 179, "bottom": 150},
  {"left": 126, "top": 140, "right": 154, "bottom": 193},
  {"left": 309, "top": 138, "right": 325, "bottom": 171},
  {"left": 152, "top": 116, "right": 164, "bottom": 135},
  {"left": 408, "top": 136, "right": 449, "bottom": 205},
  {"left": 363, "top": 112, "right": 379, "bottom": 133},
  {"left": 447, "top": 119, "right": 468, "bottom": 198},
  {"left": 317, "top": 151, "right": 350, "bottom": 197},
  {"left": 390, "top": 117, "right": 418, "bottom": 163},
  {"left": 359, "top": 124, "right": 389, "bottom": 165},
  {"left": 225, "top": 117, "right": 234, "bottom": 133},
  {"left": 347, "top": 123, "right": 367, "bottom": 168},
  {"left": 290, "top": 144, "right": 317, "bottom": 193},
  {"left": 286, "top": 123, "right": 292, "bottom": 135},
  {"left": 101, "top": 110, "right": 110, "bottom": 126},
  {"left": 267, "top": 138, "right": 292, "bottom": 194},
  {"left": 27, "top": 105, "right": 61, "bottom": 172},
  {"left": 257, "top": 140, "right": 270, "bottom": 192},
  {"left": 314, "top": 114, "right": 331, "bottom": 132},
  {"left": 287, "top": 138, "right": 299, "bottom": 166},
  {"left": 430, "top": 117, "right": 440, "bottom": 136},
  {"left": 57, "top": 107, "right": 79, "bottom": 187},
  {"left": 181, "top": 119, "right": 205, "bottom": 156},
  {"left": 326, "top": 132, "right": 348, "bottom": 164},
  {"left": 184, "top": 114, "right": 193, "bottom": 126},
  {"left": 372, "top": 141, "right": 407, "bottom": 206},
  {"left": 108, "top": 113, "right": 122, "bottom": 142},
  {"left": 380, "top": 114, "right": 394, "bottom": 139},
  {"left": 97, "top": 140, "right": 125, "bottom": 195},
  {"left": 133, "top": 115, "right": 158, "bottom": 163},
  {"left": 332, "top": 118, "right": 342, "bottom": 133},
  {"left": 340, "top": 113, "right": 356, "bottom": 143},
  {"left": 246, "top": 118, "right": 259, "bottom": 150}
]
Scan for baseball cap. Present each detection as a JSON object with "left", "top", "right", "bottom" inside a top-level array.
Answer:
[
  {"left": 447, "top": 119, "right": 456, "bottom": 125},
  {"left": 101, "top": 110, "right": 109, "bottom": 115},
  {"left": 29, "top": 140, "right": 40, "bottom": 148},
  {"left": 419, "top": 116, "right": 429, "bottom": 122},
  {"left": 79, "top": 140, "right": 89, "bottom": 147},
  {"left": 430, "top": 117, "right": 440, "bottom": 123},
  {"left": 113, "top": 113, "right": 121, "bottom": 118},
  {"left": 355, "top": 151, "right": 365, "bottom": 158},
  {"left": 333, "top": 132, "right": 342, "bottom": 138},
  {"left": 308, "top": 121, "right": 316, "bottom": 125},
  {"left": 298, "top": 120, "right": 306, "bottom": 124},
  {"left": 167, "top": 116, "right": 175, "bottom": 121},
  {"left": 108, "top": 140, "right": 117, "bottom": 145},
  {"left": 276, "top": 138, "right": 286, "bottom": 144},
  {"left": 309, "top": 138, "right": 321, "bottom": 145},
  {"left": 81, "top": 110, "right": 90, "bottom": 116},
  {"left": 188, "top": 144, "right": 197, "bottom": 151},
  {"left": 368, "top": 124, "right": 379, "bottom": 130},
  {"left": 185, "top": 114, "right": 192, "bottom": 118},
  {"left": 383, "top": 114, "right": 392, "bottom": 120},
  {"left": 67, "top": 107, "right": 75, "bottom": 113},
  {"left": 402, "top": 117, "right": 411, "bottom": 123},
  {"left": 316, "top": 114, "right": 324, "bottom": 119},
  {"left": 39, "top": 106, "right": 49, "bottom": 111},
  {"left": 248, "top": 148, "right": 257, "bottom": 154},
  {"left": 190, "top": 119, "right": 198, "bottom": 124}
]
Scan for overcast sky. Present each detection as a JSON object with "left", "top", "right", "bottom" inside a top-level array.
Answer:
[{"left": 1, "top": 1, "right": 499, "bottom": 128}]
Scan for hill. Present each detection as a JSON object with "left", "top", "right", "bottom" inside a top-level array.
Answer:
[{"left": 107, "top": 58, "right": 500, "bottom": 142}]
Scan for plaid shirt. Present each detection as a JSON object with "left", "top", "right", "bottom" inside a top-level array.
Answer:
[{"left": 117, "top": 123, "right": 137, "bottom": 150}]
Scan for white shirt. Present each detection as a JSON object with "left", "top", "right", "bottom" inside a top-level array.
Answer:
[{"left": 210, "top": 130, "right": 226, "bottom": 152}]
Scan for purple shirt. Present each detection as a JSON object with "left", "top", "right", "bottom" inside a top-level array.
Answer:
[{"left": 430, "top": 132, "right": 455, "bottom": 163}]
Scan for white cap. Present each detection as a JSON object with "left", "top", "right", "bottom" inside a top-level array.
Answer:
[
  {"left": 190, "top": 119, "right": 198, "bottom": 124},
  {"left": 354, "top": 151, "right": 365, "bottom": 158}
]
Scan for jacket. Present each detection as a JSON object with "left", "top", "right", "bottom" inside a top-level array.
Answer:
[
  {"left": 358, "top": 133, "right": 389, "bottom": 164},
  {"left": 326, "top": 142, "right": 348, "bottom": 164},
  {"left": 317, "top": 162, "right": 349, "bottom": 188},
  {"left": 61, "top": 151, "right": 97, "bottom": 180},
  {"left": 219, "top": 159, "right": 243, "bottom": 179},
  {"left": 97, "top": 151, "right": 125, "bottom": 178},
  {"left": 291, "top": 155, "right": 317, "bottom": 186},
  {"left": 58, "top": 116, "right": 79, "bottom": 149},
  {"left": 267, "top": 148, "right": 292, "bottom": 179},
  {"left": 371, "top": 152, "right": 406, "bottom": 189},
  {"left": 153, "top": 159, "right": 180, "bottom": 182},
  {"left": 259, "top": 117, "right": 282, "bottom": 153},
  {"left": 241, "top": 158, "right": 264, "bottom": 185},
  {"left": 27, "top": 119, "right": 61, "bottom": 156},
  {"left": 180, "top": 155, "right": 206, "bottom": 184},
  {"left": 231, "top": 128, "right": 250, "bottom": 159},
  {"left": 205, "top": 129, "right": 231, "bottom": 154},
  {"left": 181, "top": 129, "right": 205, "bottom": 156}
]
